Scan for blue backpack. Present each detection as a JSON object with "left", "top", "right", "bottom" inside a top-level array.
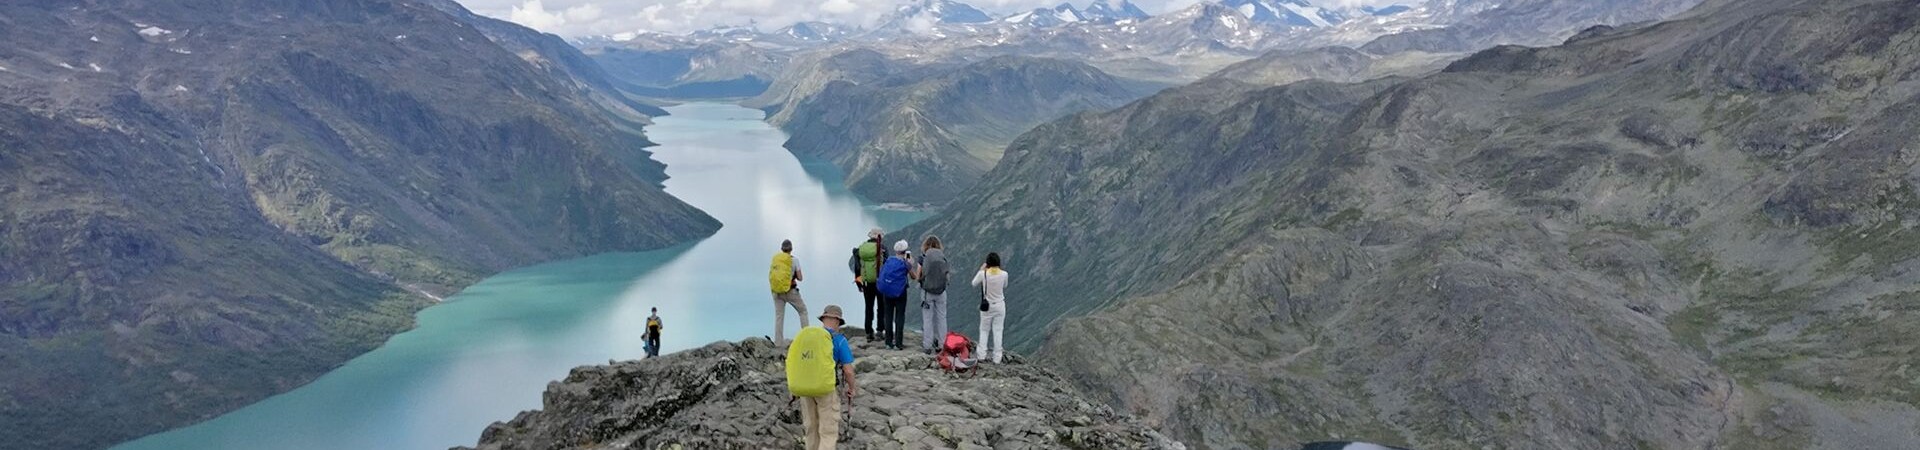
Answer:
[{"left": 878, "top": 256, "right": 911, "bottom": 297}]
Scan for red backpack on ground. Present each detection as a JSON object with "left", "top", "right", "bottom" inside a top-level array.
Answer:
[{"left": 935, "top": 331, "right": 979, "bottom": 376}]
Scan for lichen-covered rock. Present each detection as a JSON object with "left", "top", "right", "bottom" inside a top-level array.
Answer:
[{"left": 460, "top": 330, "right": 1185, "bottom": 450}]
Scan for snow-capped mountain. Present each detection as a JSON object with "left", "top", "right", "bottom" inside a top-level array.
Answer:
[
  {"left": 1083, "top": 0, "right": 1151, "bottom": 21},
  {"left": 1142, "top": 1, "right": 1269, "bottom": 51},
  {"left": 870, "top": 0, "right": 995, "bottom": 36},
  {"left": 1220, "top": 0, "right": 1348, "bottom": 28},
  {"left": 688, "top": 24, "right": 761, "bottom": 41},
  {"left": 1360, "top": 4, "right": 1414, "bottom": 16},
  {"left": 775, "top": 21, "right": 854, "bottom": 43},
  {"left": 1002, "top": 3, "right": 1088, "bottom": 28}
]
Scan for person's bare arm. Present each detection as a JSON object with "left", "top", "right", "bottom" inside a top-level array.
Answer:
[{"left": 841, "top": 365, "right": 858, "bottom": 399}]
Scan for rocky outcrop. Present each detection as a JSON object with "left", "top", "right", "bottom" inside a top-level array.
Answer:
[{"left": 463, "top": 332, "right": 1185, "bottom": 450}]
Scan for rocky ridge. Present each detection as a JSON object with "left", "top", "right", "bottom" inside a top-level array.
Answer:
[
  {"left": 462, "top": 331, "right": 1185, "bottom": 450},
  {"left": 902, "top": 0, "right": 1920, "bottom": 448}
]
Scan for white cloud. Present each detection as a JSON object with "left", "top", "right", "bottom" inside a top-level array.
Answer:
[{"left": 459, "top": 0, "right": 1419, "bottom": 36}]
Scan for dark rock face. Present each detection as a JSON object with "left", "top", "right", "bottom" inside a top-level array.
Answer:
[
  {"left": 0, "top": 1, "right": 718, "bottom": 448},
  {"left": 462, "top": 333, "right": 1185, "bottom": 450},
  {"left": 767, "top": 54, "right": 1157, "bottom": 204},
  {"left": 905, "top": 0, "right": 1920, "bottom": 448}
]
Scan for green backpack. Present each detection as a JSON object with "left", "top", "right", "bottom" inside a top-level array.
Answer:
[{"left": 786, "top": 326, "right": 836, "bottom": 397}]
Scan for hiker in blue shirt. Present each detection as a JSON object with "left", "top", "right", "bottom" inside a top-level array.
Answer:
[
  {"left": 821, "top": 305, "right": 857, "bottom": 373},
  {"left": 798, "top": 305, "right": 858, "bottom": 450}
]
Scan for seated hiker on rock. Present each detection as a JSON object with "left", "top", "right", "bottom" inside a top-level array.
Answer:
[{"left": 787, "top": 305, "right": 858, "bottom": 450}]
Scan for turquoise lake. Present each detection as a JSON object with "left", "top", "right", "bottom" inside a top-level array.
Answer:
[{"left": 115, "top": 103, "right": 926, "bottom": 450}]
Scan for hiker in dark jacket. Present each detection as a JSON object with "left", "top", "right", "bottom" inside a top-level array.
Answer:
[
  {"left": 852, "top": 229, "right": 885, "bottom": 342},
  {"left": 644, "top": 307, "right": 664, "bottom": 358},
  {"left": 913, "top": 236, "right": 951, "bottom": 354},
  {"left": 877, "top": 240, "right": 914, "bottom": 350}
]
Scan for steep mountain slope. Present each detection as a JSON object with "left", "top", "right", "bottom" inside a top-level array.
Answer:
[
  {"left": 0, "top": 1, "right": 718, "bottom": 448},
  {"left": 773, "top": 55, "right": 1157, "bottom": 204},
  {"left": 746, "top": 49, "right": 911, "bottom": 127},
  {"left": 1203, "top": 46, "right": 1459, "bottom": 86},
  {"left": 421, "top": 0, "right": 668, "bottom": 120},
  {"left": 903, "top": 0, "right": 1920, "bottom": 448}
]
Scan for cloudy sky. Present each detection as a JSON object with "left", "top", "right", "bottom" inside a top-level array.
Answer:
[{"left": 455, "top": 0, "right": 1409, "bottom": 37}]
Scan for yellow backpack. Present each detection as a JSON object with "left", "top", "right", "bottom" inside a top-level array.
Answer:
[
  {"left": 785, "top": 326, "right": 836, "bottom": 397},
  {"left": 770, "top": 252, "right": 795, "bottom": 294}
]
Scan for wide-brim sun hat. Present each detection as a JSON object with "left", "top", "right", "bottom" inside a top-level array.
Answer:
[
  {"left": 819, "top": 304, "right": 845, "bottom": 323},
  {"left": 867, "top": 228, "right": 883, "bottom": 239}
]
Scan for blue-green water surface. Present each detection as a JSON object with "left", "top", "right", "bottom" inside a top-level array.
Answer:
[{"left": 117, "top": 103, "right": 923, "bottom": 450}]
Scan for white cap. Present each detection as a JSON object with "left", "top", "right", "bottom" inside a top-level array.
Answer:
[{"left": 894, "top": 240, "right": 909, "bottom": 253}]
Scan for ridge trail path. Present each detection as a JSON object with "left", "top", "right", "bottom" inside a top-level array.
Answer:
[{"left": 463, "top": 329, "right": 1185, "bottom": 450}]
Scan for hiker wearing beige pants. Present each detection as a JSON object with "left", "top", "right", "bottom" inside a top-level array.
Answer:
[
  {"left": 772, "top": 239, "right": 809, "bottom": 345},
  {"left": 798, "top": 388, "right": 840, "bottom": 449},
  {"left": 774, "top": 289, "right": 809, "bottom": 344}
]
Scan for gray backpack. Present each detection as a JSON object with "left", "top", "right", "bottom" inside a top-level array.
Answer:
[{"left": 918, "top": 249, "right": 950, "bottom": 294}]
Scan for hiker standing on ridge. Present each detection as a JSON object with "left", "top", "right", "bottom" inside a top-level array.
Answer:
[
  {"left": 914, "top": 236, "right": 950, "bottom": 354},
  {"left": 788, "top": 305, "right": 857, "bottom": 450},
  {"left": 877, "top": 240, "right": 914, "bottom": 351},
  {"left": 972, "top": 253, "right": 1009, "bottom": 363},
  {"left": 770, "top": 239, "right": 809, "bottom": 346},
  {"left": 850, "top": 229, "right": 885, "bottom": 342},
  {"left": 644, "top": 307, "right": 664, "bottom": 358}
]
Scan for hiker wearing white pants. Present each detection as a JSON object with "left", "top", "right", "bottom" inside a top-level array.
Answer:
[{"left": 971, "top": 252, "right": 1009, "bottom": 363}]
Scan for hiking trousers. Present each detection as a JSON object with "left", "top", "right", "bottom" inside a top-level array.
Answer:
[
  {"left": 979, "top": 306, "right": 1005, "bottom": 363},
  {"left": 860, "top": 282, "right": 879, "bottom": 339},
  {"left": 884, "top": 293, "right": 908, "bottom": 349},
  {"left": 920, "top": 291, "right": 947, "bottom": 351},
  {"left": 774, "top": 289, "right": 809, "bottom": 345},
  {"left": 799, "top": 393, "right": 842, "bottom": 450}
]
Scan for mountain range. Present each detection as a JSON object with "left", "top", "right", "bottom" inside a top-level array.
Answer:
[
  {"left": 6, "top": 0, "right": 1889, "bottom": 448},
  {"left": 573, "top": 0, "right": 1707, "bottom": 99},
  {"left": 0, "top": 1, "right": 717, "bottom": 448},
  {"left": 761, "top": 54, "right": 1160, "bottom": 203},
  {"left": 900, "top": 0, "right": 1920, "bottom": 448}
]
